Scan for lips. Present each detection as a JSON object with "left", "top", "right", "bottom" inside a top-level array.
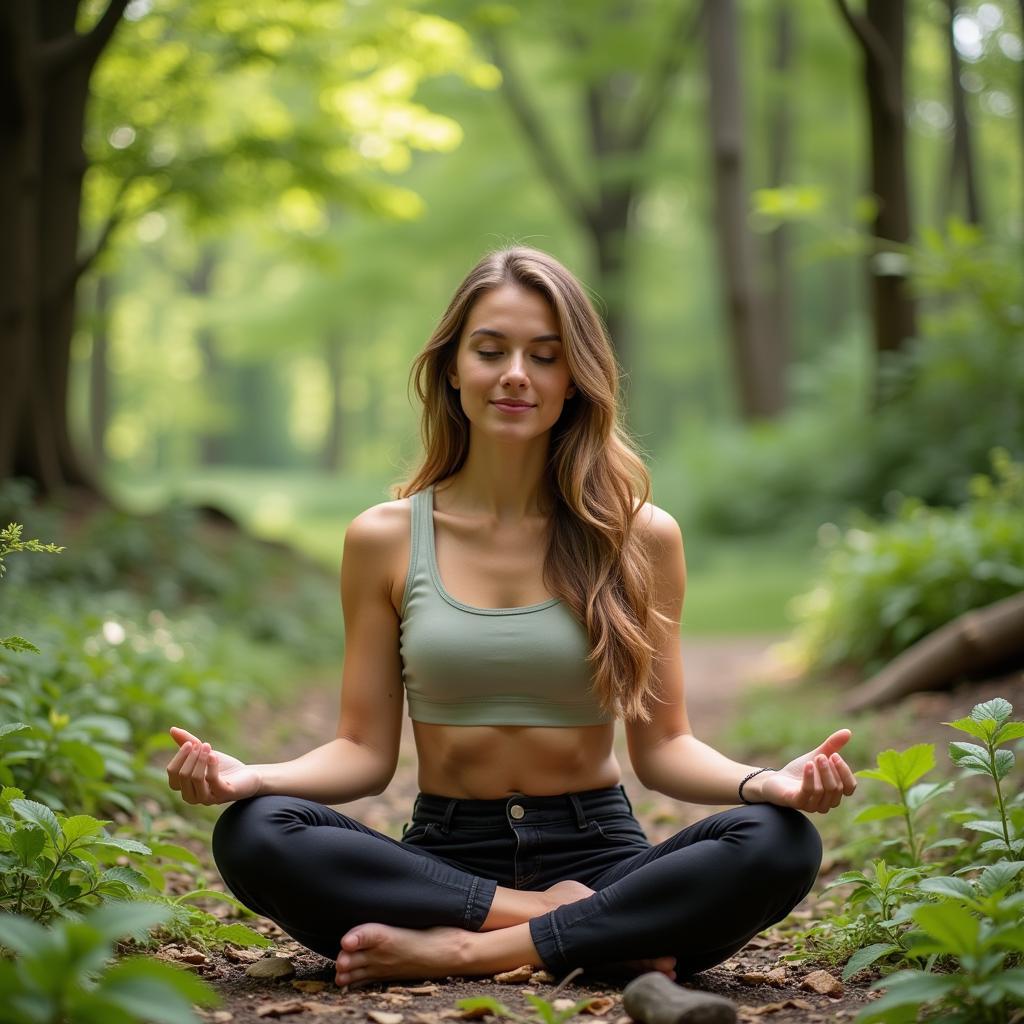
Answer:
[{"left": 491, "top": 401, "right": 535, "bottom": 409}]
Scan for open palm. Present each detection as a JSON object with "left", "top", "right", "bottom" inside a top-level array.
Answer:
[
  {"left": 167, "top": 726, "right": 262, "bottom": 804},
  {"left": 759, "top": 729, "right": 857, "bottom": 814}
]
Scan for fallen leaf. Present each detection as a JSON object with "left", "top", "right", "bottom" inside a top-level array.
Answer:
[
  {"left": 291, "top": 980, "right": 327, "bottom": 994},
  {"left": 382, "top": 994, "right": 414, "bottom": 1006},
  {"left": 368, "top": 1013, "right": 405, "bottom": 1024},
  {"left": 800, "top": 970, "right": 843, "bottom": 996},
  {"left": 740, "top": 972, "right": 769, "bottom": 986},
  {"left": 531, "top": 970, "right": 556, "bottom": 984},
  {"left": 388, "top": 985, "right": 440, "bottom": 996},
  {"left": 255, "top": 1001, "right": 307, "bottom": 1018},
  {"left": 494, "top": 965, "right": 534, "bottom": 983},
  {"left": 582, "top": 997, "right": 616, "bottom": 1016},
  {"left": 224, "top": 946, "right": 265, "bottom": 964}
]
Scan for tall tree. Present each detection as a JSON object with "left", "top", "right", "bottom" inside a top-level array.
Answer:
[
  {"left": 1, "top": 0, "right": 485, "bottom": 498},
  {"left": 834, "top": 0, "right": 917, "bottom": 366},
  {"left": 944, "top": 0, "right": 984, "bottom": 226},
  {"left": 705, "top": 0, "right": 781, "bottom": 420},
  {"left": 471, "top": 0, "right": 702, "bottom": 374}
]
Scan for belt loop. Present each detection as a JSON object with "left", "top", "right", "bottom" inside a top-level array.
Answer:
[
  {"left": 568, "top": 793, "right": 587, "bottom": 830},
  {"left": 441, "top": 798, "right": 457, "bottom": 835}
]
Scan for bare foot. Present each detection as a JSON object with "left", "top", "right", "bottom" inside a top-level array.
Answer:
[
  {"left": 336, "top": 923, "right": 466, "bottom": 987},
  {"left": 541, "top": 879, "right": 596, "bottom": 911}
]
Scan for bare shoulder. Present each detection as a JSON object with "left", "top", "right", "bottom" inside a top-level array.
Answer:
[
  {"left": 343, "top": 495, "right": 414, "bottom": 614},
  {"left": 632, "top": 501, "right": 684, "bottom": 553}
]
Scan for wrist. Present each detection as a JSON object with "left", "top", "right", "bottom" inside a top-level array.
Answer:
[{"left": 738, "top": 767, "right": 775, "bottom": 804}]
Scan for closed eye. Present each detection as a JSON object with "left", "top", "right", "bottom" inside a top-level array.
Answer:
[{"left": 478, "top": 351, "right": 556, "bottom": 364}]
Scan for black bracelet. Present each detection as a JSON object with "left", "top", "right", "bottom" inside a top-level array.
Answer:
[{"left": 738, "top": 767, "right": 774, "bottom": 804}]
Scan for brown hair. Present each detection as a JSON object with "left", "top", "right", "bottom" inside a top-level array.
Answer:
[{"left": 391, "top": 246, "right": 674, "bottom": 723}]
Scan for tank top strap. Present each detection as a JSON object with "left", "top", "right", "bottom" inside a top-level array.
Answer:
[{"left": 400, "top": 486, "right": 433, "bottom": 618}]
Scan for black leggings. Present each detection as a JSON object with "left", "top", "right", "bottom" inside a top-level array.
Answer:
[{"left": 211, "top": 784, "right": 822, "bottom": 979}]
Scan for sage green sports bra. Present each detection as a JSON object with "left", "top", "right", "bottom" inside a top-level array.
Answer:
[{"left": 398, "top": 484, "right": 614, "bottom": 727}]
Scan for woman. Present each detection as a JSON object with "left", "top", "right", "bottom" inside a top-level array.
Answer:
[{"left": 167, "top": 246, "right": 856, "bottom": 992}]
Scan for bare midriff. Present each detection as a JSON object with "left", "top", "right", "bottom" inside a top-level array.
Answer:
[{"left": 411, "top": 720, "right": 622, "bottom": 799}]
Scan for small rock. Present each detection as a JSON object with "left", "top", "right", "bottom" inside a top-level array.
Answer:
[
  {"left": 583, "top": 996, "right": 616, "bottom": 1016},
  {"left": 531, "top": 970, "right": 556, "bottom": 984},
  {"left": 552, "top": 999, "right": 577, "bottom": 1012},
  {"left": 246, "top": 957, "right": 296, "bottom": 980},
  {"left": 224, "top": 946, "right": 265, "bottom": 964},
  {"left": 800, "top": 970, "right": 843, "bottom": 996},
  {"left": 740, "top": 971, "right": 769, "bottom": 986},
  {"left": 494, "top": 965, "right": 535, "bottom": 983},
  {"left": 764, "top": 968, "right": 787, "bottom": 987}
]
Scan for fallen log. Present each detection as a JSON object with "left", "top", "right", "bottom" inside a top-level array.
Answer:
[
  {"left": 622, "top": 971, "right": 737, "bottom": 1024},
  {"left": 841, "top": 590, "right": 1024, "bottom": 714}
]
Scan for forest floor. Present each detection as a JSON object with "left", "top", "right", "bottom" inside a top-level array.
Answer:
[{"left": 164, "top": 636, "right": 1024, "bottom": 1024}]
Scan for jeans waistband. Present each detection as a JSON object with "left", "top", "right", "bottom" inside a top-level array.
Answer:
[{"left": 411, "top": 784, "right": 633, "bottom": 833}]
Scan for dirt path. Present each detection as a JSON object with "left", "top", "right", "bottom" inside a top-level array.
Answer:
[{"left": 181, "top": 636, "right": 877, "bottom": 1024}]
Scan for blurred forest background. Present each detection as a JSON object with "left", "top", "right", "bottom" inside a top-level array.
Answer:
[{"left": 3, "top": 0, "right": 1022, "bottom": 636}]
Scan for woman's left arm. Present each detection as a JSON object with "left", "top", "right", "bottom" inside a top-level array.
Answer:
[{"left": 625, "top": 508, "right": 857, "bottom": 815}]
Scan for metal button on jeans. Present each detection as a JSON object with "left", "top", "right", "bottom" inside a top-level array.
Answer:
[{"left": 510, "top": 804, "right": 525, "bottom": 820}]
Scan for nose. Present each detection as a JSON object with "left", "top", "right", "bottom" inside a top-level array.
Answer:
[{"left": 500, "top": 353, "right": 529, "bottom": 387}]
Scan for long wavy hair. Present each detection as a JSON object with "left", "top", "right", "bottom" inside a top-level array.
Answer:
[{"left": 391, "top": 246, "right": 675, "bottom": 723}]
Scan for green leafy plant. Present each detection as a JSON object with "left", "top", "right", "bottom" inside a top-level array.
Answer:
[
  {"left": 854, "top": 744, "right": 955, "bottom": 865},
  {"left": 0, "top": 524, "right": 63, "bottom": 655},
  {"left": 945, "top": 698, "right": 1024, "bottom": 857},
  {"left": 0, "top": 900, "right": 220, "bottom": 1024}
]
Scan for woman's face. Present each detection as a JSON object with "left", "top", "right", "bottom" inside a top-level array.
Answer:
[{"left": 448, "top": 283, "right": 577, "bottom": 437}]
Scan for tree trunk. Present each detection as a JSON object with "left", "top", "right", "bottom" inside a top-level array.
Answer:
[
  {"left": 88, "top": 273, "right": 112, "bottom": 466},
  {"left": 189, "top": 247, "right": 226, "bottom": 466},
  {"left": 706, "top": 0, "right": 780, "bottom": 420},
  {"left": 943, "top": 0, "right": 983, "bottom": 226},
  {"left": 0, "top": 0, "right": 129, "bottom": 499},
  {"left": 321, "top": 332, "right": 345, "bottom": 473},
  {"left": 764, "top": 0, "right": 794, "bottom": 409},
  {"left": 837, "top": 0, "right": 916, "bottom": 365}
]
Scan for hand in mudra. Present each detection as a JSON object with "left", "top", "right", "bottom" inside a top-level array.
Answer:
[
  {"left": 167, "top": 726, "right": 262, "bottom": 805},
  {"left": 758, "top": 728, "right": 857, "bottom": 814}
]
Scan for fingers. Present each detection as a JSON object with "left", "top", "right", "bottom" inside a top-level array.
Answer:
[
  {"left": 801, "top": 752, "right": 855, "bottom": 813},
  {"left": 167, "top": 738, "right": 214, "bottom": 804},
  {"left": 169, "top": 725, "right": 201, "bottom": 746}
]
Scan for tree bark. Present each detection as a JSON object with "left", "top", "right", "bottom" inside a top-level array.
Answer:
[
  {"left": 842, "top": 591, "right": 1024, "bottom": 713},
  {"left": 834, "top": 0, "right": 916, "bottom": 367},
  {"left": 88, "top": 273, "right": 112, "bottom": 466},
  {"left": 706, "top": 0, "right": 779, "bottom": 420},
  {"left": 763, "top": 0, "right": 794, "bottom": 412},
  {"left": 943, "top": 0, "right": 983, "bottom": 226},
  {"left": 0, "top": 0, "right": 130, "bottom": 499}
]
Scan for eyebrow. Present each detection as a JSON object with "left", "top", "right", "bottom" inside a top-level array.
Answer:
[{"left": 469, "top": 328, "right": 562, "bottom": 343}]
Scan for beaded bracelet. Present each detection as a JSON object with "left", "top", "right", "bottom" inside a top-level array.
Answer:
[{"left": 738, "top": 767, "right": 774, "bottom": 804}]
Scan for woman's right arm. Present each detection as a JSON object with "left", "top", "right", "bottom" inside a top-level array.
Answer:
[{"left": 168, "top": 505, "right": 406, "bottom": 806}]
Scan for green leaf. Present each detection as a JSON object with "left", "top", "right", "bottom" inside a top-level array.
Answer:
[
  {"left": 99, "top": 866, "right": 151, "bottom": 892},
  {"left": 878, "top": 745, "right": 935, "bottom": 788},
  {"left": 0, "top": 723, "right": 31, "bottom": 740},
  {"left": 977, "top": 861, "right": 1024, "bottom": 895},
  {"left": 0, "top": 636, "right": 40, "bottom": 654},
  {"left": 86, "top": 901, "right": 171, "bottom": 944},
  {"left": 949, "top": 742, "right": 991, "bottom": 773},
  {"left": 457, "top": 997, "right": 511, "bottom": 1016},
  {"left": 10, "top": 799, "right": 61, "bottom": 847},
  {"left": 99, "top": 956, "right": 220, "bottom": 1021},
  {"left": 10, "top": 826, "right": 46, "bottom": 867},
  {"left": 60, "top": 814, "right": 110, "bottom": 845},
  {"left": 917, "top": 876, "right": 974, "bottom": 900},
  {"left": 906, "top": 781, "right": 954, "bottom": 810},
  {"left": 854, "top": 804, "right": 906, "bottom": 823},
  {"left": 911, "top": 902, "right": 980, "bottom": 956},
  {"left": 971, "top": 699, "right": 1012, "bottom": 726},
  {"left": 944, "top": 716, "right": 993, "bottom": 741},
  {"left": 994, "top": 748, "right": 1015, "bottom": 779},
  {"left": 214, "top": 923, "right": 274, "bottom": 947},
  {"left": 986, "top": 969, "right": 1024, "bottom": 1000},
  {"left": 963, "top": 820, "right": 1008, "bottom": 838},
  {"left": 173, "top": 889, "right": 251, "bottom": 912},
  {"left": 90, "top": 835, "right": 152, "bottom": 855},
  {"left": 865, "top": 970, "right": 959, "bottom": 1014},
  {"left": 0, "top": 911, "right": 51, "bottom": 957},
  {"left": 149, "top": 842, "right": 201, "bottom": 866},
  {"left": 993, "top": 722, "right": 1024, "bottom": 744},
  {"left": 842, "top": 943, "right": 901, "bottom": 981}
]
